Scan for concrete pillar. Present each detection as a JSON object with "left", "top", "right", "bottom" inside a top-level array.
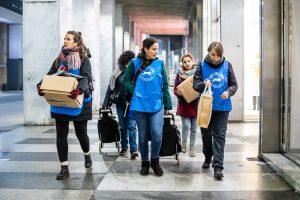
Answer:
[
  {"left": 188, "top": 0, "right": 203, "bottom": 62},
  {"left": 193, "top": 0, "right": 203, "bottom": 61},
  {"left": 72, "top": 0, "right": 101, "bottom": 110},
  {"left": 123, "top": 15, "right": 130, "bottom": 50},
  {"left": 221, "top": 0, "right": 244, "bottom": 121},
  {"left": 202, "top": 0, "right": 220, "bottom": 58},
  {"left": 7, "top": 25, "right": 23, "bottom": 90},
  {"left": 23, "top": 0, "right": 72, "bottom": 124},
  {"left": 115, "top": 4, "right": 124, "bottom": 60},
  {"left": 99, "top": 0, "right": 115, "bottom": 103},
  {"left": 130, "top": 21, "right": 135, "bottom": 52}
]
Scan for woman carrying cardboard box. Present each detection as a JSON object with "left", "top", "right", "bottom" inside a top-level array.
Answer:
[
  {"left": 37, "top": 31, "right": 93, "bottom": 180},
  {"left": 174, "top": 53, "right": 198, "bottom": 157}
]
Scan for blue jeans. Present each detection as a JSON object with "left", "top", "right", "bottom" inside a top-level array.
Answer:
[
  {"left": 200, "top": 111, "right": 229, "bottom": 170},
  {"left": 116, "top": 104, "right": 137, "bottom": 152},
  {"left": 181, "top": 117, "right": 197, "bottom": 147},
  {"left": 135, "top": 108, "right": 164, "bottom": 161}
]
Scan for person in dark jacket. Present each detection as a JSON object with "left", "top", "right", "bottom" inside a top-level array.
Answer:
[
  {"left": 37, "top": 31, "right": 93, "bottom": 180},
  {"left": 174, "top": 53, "right": 198, "bottom": 157},
  {"left": 193, "top": 41, "right": 238, "bottom": 180},
  {"left": 102, "top": 50, "right": 139, "bottom": 159},
  {"left": 123, "top": 37, "right": 172, "bottom": 177}
]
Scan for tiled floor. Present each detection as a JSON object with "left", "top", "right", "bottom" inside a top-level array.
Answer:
[{"left": 0, "top": 93, "right": 300, "bottom": 199}]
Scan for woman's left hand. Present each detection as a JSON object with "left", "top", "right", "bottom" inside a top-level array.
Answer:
[
  {"left": 221, "top": 91, "right": 229, "bottom": 100},
  {"left": 164, "top": 109, "right": 169, "bottom": 115}
]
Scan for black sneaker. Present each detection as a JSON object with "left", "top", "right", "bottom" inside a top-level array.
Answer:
[
  {"left": 130, "top": 151, "right": 139, "bottom": 160},
  {"left": 214, "top": 168, "right": 224, "bottom": 180},
  {"left": 119, "top": 149, "right": 127, "bottom": 156},
  {"left": 202, "top": 157, "right": 212, "bottom": 169}
]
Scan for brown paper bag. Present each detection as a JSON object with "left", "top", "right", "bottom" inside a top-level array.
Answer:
[{"left": 197, "top": 85, "right": 213, "bottom": 128}]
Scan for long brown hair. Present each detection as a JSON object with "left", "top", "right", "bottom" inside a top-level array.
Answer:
[
  {"left": 138, "top": 37, "right": 158, "bottom": 67},
  {"left": 66, "top": 31, "right": 87, "bottom": 58},
  {"left": 54, "top": 31, "right": 87, "bottom": 67}
]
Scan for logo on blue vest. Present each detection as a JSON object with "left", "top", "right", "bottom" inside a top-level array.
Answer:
[
  {"left": 209, "top": 72, "right": 225, "bottom": 88},
  {"left": 140, "top": 66, "right": 155, "bottom": 81}
]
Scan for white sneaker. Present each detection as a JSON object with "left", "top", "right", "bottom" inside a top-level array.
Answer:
[
  {"left": 189, "top": 147, "right": 196, "bottom": 157},
  {"left": 182, "top": 141, "right": 187, "bottom": 153}
]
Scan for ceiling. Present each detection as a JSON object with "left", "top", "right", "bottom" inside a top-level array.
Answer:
[{"left": 116, "top": 0, "right": 195, "bottom": 35}]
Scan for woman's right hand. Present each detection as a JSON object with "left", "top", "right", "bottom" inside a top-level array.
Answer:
[{"left": 204, "top": 79, "right": 211, "bottom": 87}]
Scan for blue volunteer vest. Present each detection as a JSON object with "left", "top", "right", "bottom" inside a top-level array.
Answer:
[
  {"left": 202, "top": 60, "right": 232, "bottom": 111},
  {"left": 129, "top": 57, "right": 163, "bottom": 113},
  {"left": 50, "top": 68, "right": 92, "bottom": 116}
]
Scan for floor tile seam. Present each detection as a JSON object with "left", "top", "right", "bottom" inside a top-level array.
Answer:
[
  {"left": 0, "top": 171, "right": 106, "bottom": 175},
  {"left": 102, "top": 172, "right": 279, "bottom": 176},
  {"left": 96, "top": 189, "right": 293, "bottom": 192}
]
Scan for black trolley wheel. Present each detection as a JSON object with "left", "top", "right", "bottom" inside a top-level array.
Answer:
[
  {"left": 99, "top": 142, "right": 104, "bottom": 153},
  {"left": 175, "top": 153, "right": 180, "bottom": 165},
  {"left": 116, "top": 142, "right": 120, "bottom": 153}
]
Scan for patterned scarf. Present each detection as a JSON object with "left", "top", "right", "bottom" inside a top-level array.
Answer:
[
  {"left": 109, "top": 63, "right": 126, "bottom": 90},
  {"left": 178, "top": 66, "right": 196, "bottom": 80},
  {"left": 57, "top": 46, "right": 81, "bottom": 73}
]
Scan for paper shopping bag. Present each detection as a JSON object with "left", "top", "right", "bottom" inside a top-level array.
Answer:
[{"left": 197, "top": 85, "right": 213, "bottom": 128}]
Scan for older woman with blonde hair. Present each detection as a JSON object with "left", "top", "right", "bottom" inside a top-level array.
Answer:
[{"left": 193, "top": 41, "right": 238, "bottom": 180}]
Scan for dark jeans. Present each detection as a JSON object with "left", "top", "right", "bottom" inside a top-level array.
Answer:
[
  {"left": 56, "top": 119, "right": 90, "bottom": 162},
  {"left": 200, "top": 111, "right": 229, "bottom": 170},
  {"left": 116, "top": 104, "right": 137, "bottom": 152},
  {"left": 135, "top": 108, "right": 164, "bottom": 161}
]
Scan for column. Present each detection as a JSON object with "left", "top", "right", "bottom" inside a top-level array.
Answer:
[
  {"left": 99, "top": 0, "right": 115, "bottom": 102},
  {"left": 221, "top": 0, "right": 244, "bottom": 121},
  {"left": 115, "top": 4, "right": 124, "bottom": 60},
  {"left": 123, "top": 15, "right": 130, "bottom": 50},
  {"left": 72, "top": 0, "right": 101, "bottom": 110},
  {"left": 23, "top": 0, "right": 72, "bottom": 124}
]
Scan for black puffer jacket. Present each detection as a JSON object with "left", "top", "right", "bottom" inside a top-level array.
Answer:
[
  {"left": 43, "top": 57, "right": 93, "bottom": 121},
  {"left": 102, "top": 71, "right": 127, "bottom": 109}
]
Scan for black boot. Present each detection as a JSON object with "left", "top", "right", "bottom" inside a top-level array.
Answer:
[
  {"left": 202, "top": 157, "right": 212, "bottom": 169},
  {"left": 214, "top": 167, "right": 224, "bottom": 180},
  {"left": 56, "top": 165, "right": 69, "bottom": 180},
  {"left": 84, "top": 154, "right": 92, "bottom": 168},
  {"left": 151, "top": 158, "right": 163, "bottom": 176},
  {"left": 140, "top": 161, "right": 150, "bottom": 176}
]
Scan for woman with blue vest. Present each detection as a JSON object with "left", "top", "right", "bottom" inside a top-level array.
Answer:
[
  {"left": 123, "top": 37, "right": 172, "bottom": 176},
  {"left": 37, "top": 31, "right": 93, "bottom": 180},
  {"left": 193, "top": 42, "right": 238, "bottom": 180}
]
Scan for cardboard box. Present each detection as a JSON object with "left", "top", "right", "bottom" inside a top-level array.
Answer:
[
  {"left": 40, "top": 75, "right": 83, "bottom": 108},
  {"left": 176, "top": 75, "right": 199, "bottom": 103}
]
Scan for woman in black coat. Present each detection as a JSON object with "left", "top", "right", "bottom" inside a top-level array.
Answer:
[
  {"left": 102, "top": 50, "right": 138, "bottom": 159},
  {"left": 37, "top": 31, "right": 93, "bottom": 180}
]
